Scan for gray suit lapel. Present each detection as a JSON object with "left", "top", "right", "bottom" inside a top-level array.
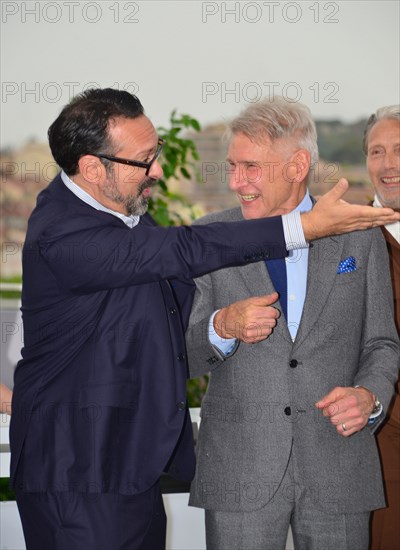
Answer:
[
  {"left": 237, "top": 260, "right": 274, "bottom": 296},
  {"left": 294, "top": 236, "right": 344, "bottom": 347},
  {"left": 224, "top": 208, "right": 273, "bottom": 297},
  {"left": 221, "top": 207, "right": 291, "bottom": 339}
]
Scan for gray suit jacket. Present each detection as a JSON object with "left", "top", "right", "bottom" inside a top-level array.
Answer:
[{"left": 186, "top": 207, "right": 400, "bottom": 514}]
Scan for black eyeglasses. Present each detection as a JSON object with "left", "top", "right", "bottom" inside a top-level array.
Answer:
[{"left": 92, "top": 138, "right": 165, "bottom": 176}]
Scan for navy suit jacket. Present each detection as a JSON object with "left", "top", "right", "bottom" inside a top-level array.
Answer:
[{"left": 10, "top": 174, "right": 286, "bottom": 496}]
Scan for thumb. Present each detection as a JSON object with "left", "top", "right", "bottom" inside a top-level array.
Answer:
[
  {"left": 255, "top": 292, "right": 279, "bottom": 307},
  {"left": 324, "top": 178, "right": 349, "bottom": 202},
  {"left": 315, "top": 386, "right": 345, "bottom": 408}
]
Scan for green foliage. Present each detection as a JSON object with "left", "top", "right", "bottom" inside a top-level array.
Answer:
[
  {"left": 187, "top": 375, "right": 209, "bottom": 408},
  {"left": 152, "top": 112, "right": 209, "bottom": 406},
  {"left": 149, "top": 112, "right": 202, "bottom": 226},
  {"left": 316, "top": 119, "right": 367, "bottom": 164},
  {"left": 0, "top": 276, "right": 22, "bottom": 299},
  {"left": 0, "top": 478, "right": 15, "bottom": 501}
]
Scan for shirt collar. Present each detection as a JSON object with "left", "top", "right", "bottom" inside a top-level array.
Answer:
[
  {"left": 373, "top": 194, "right": 400, "bottom": 243},
  {"left": 295, "top": 190, "right": 313, "bottom": 214},
  {"left": 61, "top": 171, "right": 140, "bottom": 228}
]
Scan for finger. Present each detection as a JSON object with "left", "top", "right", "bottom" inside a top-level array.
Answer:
[
  {"left": 243, "top": 332, "right": 272, "bottom": 344},
  {"left": 239, "top": 322, "right": 277, "bottom": 338},
  {"left": 251, "top": 292, "right": 279, "bottom": 307},
  {"left": 252, "top": 317, "right": 278, "bottom": 328},
  {"left": 253, "top": 306, "right": 280, "bottom": 321},
  {"left": 238, "top": 311, "right": 278, "bottom": 326},
  {"left": 242, "top": 324, "right": 274, "bottom": 336},
  {"left": 366, "top": 206, "right": 400, "bottom": 223},
  {"left": 322, "top": 403, "right": 340, "bottom": 417},
  {"left": 336, "top": 418, "right": 365, "bottom": 437},
  {"left": 315, "top": 386, "right": 347, "bottom": 409},
  {"left": 329, "top": 400, "right": 368, "bottom": 427},
  {"left": 345, "top": 205, "right": 400, "bottom": 228},
  {"left": 337, "top": 422, "right": 355, "bottom": 437},
  {"left": 241, "top": 325, "right": 273, "bottom": 343},
  {"left": 325, "top": 178, "right": 349, "bottom": 201},
  {"left": 315, "top": 389, "right": 339, "bottom": 409}
]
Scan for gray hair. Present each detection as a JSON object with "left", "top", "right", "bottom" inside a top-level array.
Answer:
[
  {"left": 363, "top": 105, "right": 400, "bottom": 155},
  {"left": 228, "top": 96, "right": 319, "bottom": 183}
]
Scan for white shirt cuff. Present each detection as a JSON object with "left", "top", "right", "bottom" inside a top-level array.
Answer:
[
  {"left": 282, "top": 211, "right": 308, "bottom": 250},
  {"left": 208, "top": 310, "right": 238, "bottom": 356}
]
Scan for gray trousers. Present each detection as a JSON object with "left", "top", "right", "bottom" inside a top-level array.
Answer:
[{"left": 205, "top": 452, "right": 370, "bottom": 550}]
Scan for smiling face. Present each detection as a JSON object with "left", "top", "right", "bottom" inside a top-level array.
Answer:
[
  {"left": 227, "top": 132, "right": 309, "bottom": 220},
  {"left": 367, "top": 118, "right": 400, "bottom": 211}
]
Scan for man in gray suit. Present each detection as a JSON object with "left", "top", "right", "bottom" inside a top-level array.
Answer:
[{"left": 186, "top": 97, "right": 400, "bottom": 550}]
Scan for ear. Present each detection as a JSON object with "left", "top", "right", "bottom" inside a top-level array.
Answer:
[
  {"left": 292, "top": 149, "right": 311, "bottom": 183},
  {"left": 285, "top": 149, "right": 311, "bottom": 184},
  {"left": 78, "top": 155, "right": 106, "bottom": 186}
]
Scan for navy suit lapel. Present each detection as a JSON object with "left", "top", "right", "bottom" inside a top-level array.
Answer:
[{"left": 265, "top": 258, "right": 287, "bottom": 320}]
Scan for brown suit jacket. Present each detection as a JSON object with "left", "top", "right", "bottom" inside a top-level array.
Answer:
[
  {"left": 370, "top": 225, "right": 400, "bottom": 550},
  {"left": 377, "top": 227, "right": 400, "bottom": 481}
]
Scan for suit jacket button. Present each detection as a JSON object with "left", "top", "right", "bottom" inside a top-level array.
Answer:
[
  {"left": 177, "top": 353, "right": 185, "bottom": 361},
  {"left": 289, "top": 359, "right": 298, "bottom": 369},
  {"left": 170, "top": 308, "right": 177, "bottom": 315},
  {"left": 177, "top": 401, "right": 186, "bottom": 411},
  {"left": 284, "top": 406, "right": 291, "bottom": 416}
]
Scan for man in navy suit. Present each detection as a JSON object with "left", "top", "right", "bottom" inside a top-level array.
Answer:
[{"left": 10, "top": 88, "right": 400, "bottom": 550}]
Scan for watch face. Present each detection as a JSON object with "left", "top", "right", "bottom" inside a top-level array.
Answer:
[
  {"left": 373, "top": 399, "right": 380, "bottom": 413},
  {"left": 370, "top": 399, "right": 383, "bottom": 418}
]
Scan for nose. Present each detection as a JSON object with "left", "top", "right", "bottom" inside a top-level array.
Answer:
[
  {"left": 229, "top": 165, "right": 243, "bottom": 191},
  {"left": 383, "top": 150, "right": 399, "bottom": 170},
  {"left": 148, "top": 159, "right": 163, "bottom": 180}
]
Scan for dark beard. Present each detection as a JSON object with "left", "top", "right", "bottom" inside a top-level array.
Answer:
[{"left": 103, "top": 176, "right": 154, "bottom": 216}]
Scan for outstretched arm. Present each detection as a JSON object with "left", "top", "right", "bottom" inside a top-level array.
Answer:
[{"left": 300, "top": 179, "right": 400, "bottom": 241}]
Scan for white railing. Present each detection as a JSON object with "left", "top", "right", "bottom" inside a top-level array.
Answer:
[{"left": 0, "top": 283, "right": 22, "bottom": 292}]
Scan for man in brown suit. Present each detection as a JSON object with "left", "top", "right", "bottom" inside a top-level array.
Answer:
[{"left": 365, "top": 105, "right": 400, "bottom": 550}]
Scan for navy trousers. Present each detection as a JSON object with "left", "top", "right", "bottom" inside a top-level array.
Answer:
[{"left": 15, "top": 482, "right": 166, "bottom": 550}]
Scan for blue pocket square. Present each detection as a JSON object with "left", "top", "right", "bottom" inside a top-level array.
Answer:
[{"left": 337, "top": 256, "right": 357, "bottom": 274}]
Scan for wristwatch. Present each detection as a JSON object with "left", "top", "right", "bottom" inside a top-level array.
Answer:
[
  {"left": 367, "top": 397, "right": 383, "bottom": 426},
  {"left": 354, "top": 385, "right": 383, "bottom": 426}
]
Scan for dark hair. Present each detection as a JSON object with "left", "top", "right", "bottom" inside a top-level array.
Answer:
[{"left": 48, "top": 88, "right": 144, "bottom": 175}]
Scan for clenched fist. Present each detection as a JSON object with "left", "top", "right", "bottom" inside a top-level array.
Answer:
[{"left": 214, "top": 292, "right": 280, "bottom": 344}]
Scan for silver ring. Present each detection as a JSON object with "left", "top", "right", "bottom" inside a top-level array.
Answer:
[{"left": 342, "top": 423, "right": 347, "bottom": 431}]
